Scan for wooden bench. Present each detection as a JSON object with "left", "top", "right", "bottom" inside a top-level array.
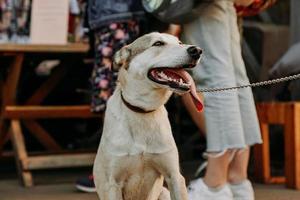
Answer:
[
  {"left": 0, "top": 43, "right": 102, "bottom": 187},
  {"left": 254, "top": 102, "right": 300, "bottom": 189}
]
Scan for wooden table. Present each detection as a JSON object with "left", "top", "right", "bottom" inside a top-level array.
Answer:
[{"left": 0, "top": 43, "right": 101, "bottom": 187}]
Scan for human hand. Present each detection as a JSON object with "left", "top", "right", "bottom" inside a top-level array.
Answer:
[{"left": 166, "top": 24, "right": 181, "bottom": 38}]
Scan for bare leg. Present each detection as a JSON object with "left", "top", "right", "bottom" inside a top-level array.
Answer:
[
  {"left": 181, "top": 93, "right": 206, "bottom": 134},
  {"left": 228, "top": 147, "right": 250, "bottom": 184},
  {"left": 203, "top": 151, "right": 233, "bottom": 187},
  {"left": 228, "top": 147, "right": 254, "bottom": 200}
]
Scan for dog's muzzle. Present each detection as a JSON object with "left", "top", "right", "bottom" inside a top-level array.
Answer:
[{"left": 147, "top": 45, "right": 204, "bottom": 112}]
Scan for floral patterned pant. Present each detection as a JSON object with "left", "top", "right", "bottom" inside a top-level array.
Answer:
[{"left": 91, "top": 21, "right": 140, "bottom": 113}]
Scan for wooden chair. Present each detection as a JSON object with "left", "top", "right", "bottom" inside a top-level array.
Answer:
[{"left": 253, "top": 102, "right": 300, "bottom": 189}]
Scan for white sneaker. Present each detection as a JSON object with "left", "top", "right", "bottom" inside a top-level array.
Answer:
[
  {"left": 188, "top": 178, "right": 233, "bottom": 200},
  {"left": 229, "top": 179, "right": 254, "bottom": 200}
]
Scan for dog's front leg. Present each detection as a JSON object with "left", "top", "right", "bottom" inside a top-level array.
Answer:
[
  {"left": 164, "top": 174, "right": 188, "bottom": 200},
  {"left": 152, "top": 151, "right": 188, "bottom": 200},
  {"left": 105, "top": 181, "right": 123, "bottom": 200}
]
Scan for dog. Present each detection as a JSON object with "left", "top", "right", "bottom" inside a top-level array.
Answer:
[{"left": 93, "top": 32, "right": 203, "bottom": 200}]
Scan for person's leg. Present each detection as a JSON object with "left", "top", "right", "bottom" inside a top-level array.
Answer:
[
  {"left": 203, "top": 151, "right": 232, "bottom": 187},
  {"left": 227, "top": 1, "right": 261, "bottom": 199},
  {"left": 228, "top": 148, "right": 255, "bottom": 200},
  {"left": 188, "top": 151, "right": 234, "bottom": 200},
  {"left": 91, "top": 21, "right": 141, "bottom": 113},
  {"left": 229, "top": 0, "right": 261, "bottom": 184},
  {"left": 228, "top": 148, "right": 249, "bottom": 184}
]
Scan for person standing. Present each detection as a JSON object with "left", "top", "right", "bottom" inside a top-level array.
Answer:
[
  {"left": 180, "top": 0, "right": 263, "bottom": 199},
  {"left": 75, "top": 0, "right": 146, "bottom": 192}
]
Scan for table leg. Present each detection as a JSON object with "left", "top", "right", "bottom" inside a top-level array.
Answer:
[
  {"left": 0, "top": 54, "right": 24, "bottom": 153},
  {"left": 253, "top": 122, "right": 271, "bottom": 183},
  {"left": 10, "top": 120, "right": 33, "bottom": 187},
  {"left": 1, "top": 54, "right": 33, "bottom": 186},
  {"left": 285, "top": 103, "right": 300, "bottom": 189}
]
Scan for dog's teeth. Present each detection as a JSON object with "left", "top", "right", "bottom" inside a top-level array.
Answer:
[
  {"left": 158, "top": 71, "right": 168, "bottom": 80},
  {"left": 157, "top": 71, "right": 190, "bottom": 87},
  {"left": 179, "top": 79, "right": 187, "bottom": 86}
]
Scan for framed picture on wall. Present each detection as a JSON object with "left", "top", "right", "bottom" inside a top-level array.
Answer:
[{"left": 30, "top": 0, "right": 69, "bottom": 45}]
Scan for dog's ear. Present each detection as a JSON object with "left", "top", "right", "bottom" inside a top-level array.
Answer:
[{"left": 113, "top": 46, "right": 131, "bottom": 71}]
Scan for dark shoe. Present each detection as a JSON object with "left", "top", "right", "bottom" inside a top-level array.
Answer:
[{"left": 75, "top": 175, "right": 96, "bottom": 192}]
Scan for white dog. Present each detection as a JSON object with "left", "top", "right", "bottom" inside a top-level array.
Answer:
[{"left": 93, "top": 32, "right": 203, "bottom": 200}]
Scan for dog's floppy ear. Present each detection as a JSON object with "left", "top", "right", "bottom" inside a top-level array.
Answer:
[{"left": 113, "top": 46, "right": 131, "bottom": 71}]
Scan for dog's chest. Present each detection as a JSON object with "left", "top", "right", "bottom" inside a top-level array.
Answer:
[
  {"left": 120, "top": 155, "right": 160, "bottom": 199},
  {"left": 102, "top": 107, "right": 176, "bottom": 156}
]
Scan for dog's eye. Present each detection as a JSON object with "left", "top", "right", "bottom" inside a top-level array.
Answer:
[
  {"left": 179, "top": 41, "right": 183, "bottom": 45},
  {"left": 152, "top": 41, "right": 165, "bottom": 47}
]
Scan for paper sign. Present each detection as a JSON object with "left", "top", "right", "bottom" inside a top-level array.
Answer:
[{"left": 30, "top": 0, "right": 69, "bottom": 45}]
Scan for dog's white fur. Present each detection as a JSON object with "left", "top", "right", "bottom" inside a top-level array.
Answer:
[{"left": 93, "top": 32, "right": 200, "bottom": 200}]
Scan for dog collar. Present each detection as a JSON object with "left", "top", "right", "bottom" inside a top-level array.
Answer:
[{"left": 121, "top": 92, "right": 156, "bottom": 114}]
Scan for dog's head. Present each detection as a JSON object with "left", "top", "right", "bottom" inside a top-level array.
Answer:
[{"left": 114, "top": 32, "right": 203, "bottom": 112}]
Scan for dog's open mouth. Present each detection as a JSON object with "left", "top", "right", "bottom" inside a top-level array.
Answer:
[
  {"left": 148, "top": 67, "right": 191, "bottom": 91},
  {"left": 148, "top": 67, "right": 203, "bottom": 112}
]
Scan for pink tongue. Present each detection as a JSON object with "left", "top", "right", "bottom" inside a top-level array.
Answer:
[{"left": 175, "top": 69, "right": 204, "bottom": 112}]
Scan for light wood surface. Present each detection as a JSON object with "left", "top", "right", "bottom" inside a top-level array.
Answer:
[
  {"left": 5, "top": 106, "right": 101, "bottom": 119},
  {"left": 24, "top": 153, "right": 96, "bottom": 170},
  {"left": 0, "top": 43, "right": 89, "bottom": 53}
]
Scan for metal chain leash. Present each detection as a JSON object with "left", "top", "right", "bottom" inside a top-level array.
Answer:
[{"left": 197, "top": 73, "right": 300, "bottom": 93}]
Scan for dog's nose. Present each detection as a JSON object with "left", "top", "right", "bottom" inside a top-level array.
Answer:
[{"left": 187, "top": 46, "right": 202, "bottom": 60}]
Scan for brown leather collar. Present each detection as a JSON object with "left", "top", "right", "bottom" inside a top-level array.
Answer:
[{"left": 121, "top": 92, "right": 155, "bottom": 114}]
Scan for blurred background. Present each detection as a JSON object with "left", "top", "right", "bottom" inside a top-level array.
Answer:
[{"left": 0, "top": 0, "right": 299, "bottom": 200}]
